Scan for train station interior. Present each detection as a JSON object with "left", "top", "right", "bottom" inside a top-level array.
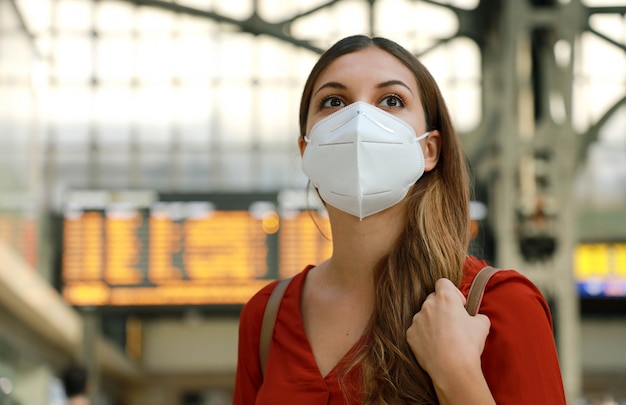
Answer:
[{"left": 1, "top": 0, "right": 626, "bottom": 403}]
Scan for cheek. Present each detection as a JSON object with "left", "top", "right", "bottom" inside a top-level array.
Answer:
[
  {"left": 305, "top": 118, "right": 320, "bottom": 138},
  {"left": 409, "top": 118, "right": 428, "bottom": 136},
  {"left": 393, "top": 110, "right": 424, "bottom": 134},
  {"left": 305, "top": 108, "right": 318, "bottom": 136}
]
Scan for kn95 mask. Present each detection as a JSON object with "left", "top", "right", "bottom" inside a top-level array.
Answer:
[{"left": 302, "top": 101, "right": 430, "bottom": 220}]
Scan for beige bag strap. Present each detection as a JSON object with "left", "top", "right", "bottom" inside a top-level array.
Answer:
[
  {"left": 465, "top": 266, "right": 501, "bottom": 316},
  {"left": 259, "top": 277, "right": 293, "bottom": 377}
]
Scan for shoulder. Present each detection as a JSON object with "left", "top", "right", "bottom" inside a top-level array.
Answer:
[
  {"left": 461, "top": 256, "right": 546, "bottom": 303},
  {"left": 239, "top": 266, "right": 312, "bottom": 332},
  {"left": 461, "top": 256, "right": 553, "bottom": 325},
  {"left": 484, "top": 269, "right": 553, "bottom": 328},
  {"left": 460, "top": 257, "right": 555, "bottom": 345},
  {"left": 240, "top": 279, "right": 281, "bottom": 322},
  {"left": 459, "top": 255, "right": 490, "bottom": 293}
]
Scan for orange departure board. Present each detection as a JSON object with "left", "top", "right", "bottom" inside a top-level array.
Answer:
[
  {"left": 278, "top": 211, "right": 332, "bottom": 279},
  {"left": 61, "top": 192, "right": 333, "bottom": 307},
  {"left": 0, "top": 211, "right": 38, "bottom": 268}
]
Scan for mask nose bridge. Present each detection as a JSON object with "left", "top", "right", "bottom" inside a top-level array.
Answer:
[
  {"left": 329, "top": 109, "right": 361, "bottom": 133},
  {"left": 361, "top": 111, "right": 395, "bottom": 134}
]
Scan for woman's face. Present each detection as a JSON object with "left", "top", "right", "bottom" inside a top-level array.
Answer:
[{"left": 304, "top": 47, "right": 428, "bottom": 139}]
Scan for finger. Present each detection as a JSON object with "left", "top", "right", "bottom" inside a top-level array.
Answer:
[
  {"left": 457, "top": 287, "right": 467, "bottom": 305},
  {"left": 434, "top": 278, "right": 466, "bottom": 305},
  {"left": 434, "top": 278, "right": 454, "bottom": 291},
  {"left": 475, "top": 313, "right": 491, "bottom": 330}
]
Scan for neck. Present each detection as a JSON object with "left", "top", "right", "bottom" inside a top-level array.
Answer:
[{"left": 323, "top": 202, "right": 406, "bottom": 288}]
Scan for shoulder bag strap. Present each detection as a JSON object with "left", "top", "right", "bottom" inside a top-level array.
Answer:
[
  {"left": 259, "top": 267, "right": 499, "bottom": 376},
  {"left": 465, "top": 266, "right": 501, "bottom": 316},
  {"left": 259, "top": 277, "right": 293, "bottom": 377}
]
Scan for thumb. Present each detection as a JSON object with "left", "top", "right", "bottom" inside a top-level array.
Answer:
[
  {"left": 455, "top": 286, "right": 467, "bottom": 306},
  {"left": 474, "top": 313, "right": 491, "bottom": 330}
]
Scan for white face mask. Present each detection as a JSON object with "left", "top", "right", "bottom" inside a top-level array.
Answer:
[{"left": 302, "top": 101, "right": 430, "bottom": 220}]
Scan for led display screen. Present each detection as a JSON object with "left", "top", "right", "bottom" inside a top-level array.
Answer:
[
  {"left": 61, "top": 191, "right": 332, "bottom": 307},
  {"left": 575, "top": 242, "right": 626, "bottom": 298}
]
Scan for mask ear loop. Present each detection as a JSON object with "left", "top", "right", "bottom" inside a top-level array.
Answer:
[
  {"left": 305, "top": 179, "right": 332, "bottom": 242},
  {"left": 416, "top": 131, "right": 431, "bottom": 142}
]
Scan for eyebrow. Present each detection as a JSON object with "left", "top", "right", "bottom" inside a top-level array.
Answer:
[
  {"left": 313, "top": 81, "right": 346, "bottom": 97},
  {"left": 313, "top": 79, "right": 413, "bottom": 97},
  {"left": 376, "top": 80, "right": 413, "bottom": 95}
]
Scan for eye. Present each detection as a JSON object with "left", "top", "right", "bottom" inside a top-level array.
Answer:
[
  {"left": 379, "top": 95, "right": 404, "bottom": 108},
  {"left": 321, "top": 96, "right": 346, "bottom": 108}
]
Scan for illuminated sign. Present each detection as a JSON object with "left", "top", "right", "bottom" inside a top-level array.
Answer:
[
  {"left": 574, "top": 243, "right": 626, "bottom": 297},
  {"left": 61, "top": 191, "right": 332, "bottom": 307},
  {"left": 0, "top": 199, "right": 38, "bottom": 268}
]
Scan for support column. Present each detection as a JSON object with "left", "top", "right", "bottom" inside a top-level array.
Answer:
[{"left": 82, "top": 308, "right": 101, "bottom": 405}]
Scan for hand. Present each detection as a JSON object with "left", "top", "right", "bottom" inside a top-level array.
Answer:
[{"left": 406, "top": 278, "right": 491, "bottom": 384}]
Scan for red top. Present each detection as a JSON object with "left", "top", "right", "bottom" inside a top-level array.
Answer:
[{"left": 233, "top": 256, "right": 566, "bottom": 404}]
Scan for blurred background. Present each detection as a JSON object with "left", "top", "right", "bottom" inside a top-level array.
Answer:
[{"left": 0, "top": 0, "right": 625, "bottom": 404}]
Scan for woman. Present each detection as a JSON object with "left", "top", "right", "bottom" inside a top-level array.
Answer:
[{"left": 234, "top": 35, "right": 566, "bottom": 404}]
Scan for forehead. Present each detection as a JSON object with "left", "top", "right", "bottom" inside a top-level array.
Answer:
[{"left": 313, "top": 47, "right": 418, "bottom": 91}]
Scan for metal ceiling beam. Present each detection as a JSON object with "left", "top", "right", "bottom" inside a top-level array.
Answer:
[
  {"left": 7, "top": 0, "right": 42, "bottom": 58},
  {"left": 585, "top": 5, "right": 626, "bottom": 53},
  {"left": 579, "top": 94, "right": 626, "bottom": 163},
  {"left": 113, "top": 0, "right": 329, "bottom": 54}
]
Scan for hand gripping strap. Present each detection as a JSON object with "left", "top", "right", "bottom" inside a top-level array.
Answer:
[
  {"left": 465, "top": 266, "right": 501, "bottom": 316},
  {"left": 259, "top": 277, "right": 293, "bottom": 377}
]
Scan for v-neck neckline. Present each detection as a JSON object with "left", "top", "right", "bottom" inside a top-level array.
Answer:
[{"left": 293, "top": 265, "right": 365, "bottom": 380}]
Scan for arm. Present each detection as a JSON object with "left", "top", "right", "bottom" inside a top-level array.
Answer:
[
  {"left": 479, "top": 270, "right": 566, "bottom": 404},
  {"left": 406, "top": 278, "right": 496, "bottom": 405},
  {"left": 233, "top": 283, "right": 276, "bottom": 405}
]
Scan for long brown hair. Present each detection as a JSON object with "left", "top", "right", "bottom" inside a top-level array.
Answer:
[{"left": 299, "top": 35, "right": 471, "bottom": 404}]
